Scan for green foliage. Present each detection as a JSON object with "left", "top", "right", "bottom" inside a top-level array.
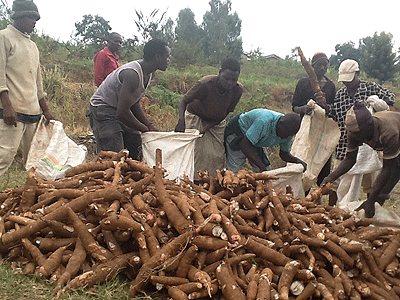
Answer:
[
  {"left": 74, "top": 14, "right": 111, "bottom": 48},
  {"left": 0, "top": 0, "right": 10, "bottom": 29},
  {"left": 329, "top": 41, "right": 362, "bottom": 69},
  {"left": 134, "top": 9, "right": 171, "bottom": 43},
  {"left": 329, "top": 32, "right": 398, "bottom": 83},
  {"left": 201, "top": 0, "right": 242, "bottom": 64},
  {"left": 360, "top": 32, "right": 398, "bottom": 84}
]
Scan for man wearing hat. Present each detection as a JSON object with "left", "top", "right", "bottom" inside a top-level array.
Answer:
[
  {"left": 0, "top": 0, "right": 54, "bottom": 176},
  {"left": 322, "top": 102, "right": 400, "bottom": 218},
  {"left": 326, "top": 59, "right": 395, "bottom": 205}
]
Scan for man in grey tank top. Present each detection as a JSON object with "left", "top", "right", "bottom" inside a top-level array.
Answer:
[{"left": 89, "top": 39, "right": 171, "bottom": 160}]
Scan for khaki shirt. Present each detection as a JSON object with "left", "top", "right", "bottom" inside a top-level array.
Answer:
[
  {"left": 347, "top": 111, "right": 400, "bottom": 160},
  {"left": 0, "top": 25, "right": 46, "bottom": 115}
]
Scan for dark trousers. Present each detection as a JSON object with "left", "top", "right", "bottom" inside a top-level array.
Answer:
[{"left": 89, "top": 105, "right": 142, "bottom": 160}]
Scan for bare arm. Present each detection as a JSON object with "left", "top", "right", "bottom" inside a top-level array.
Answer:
[
  {"left": 175, "top": 97, "right": 188, "bottom": 132},
  {"left": 240, "top": 136, "right": 269, "bottom": 171},
  {"left": 0, "top": 90, "right": 16, "bottom": 126},
  {"left": 321, "top": 150, "right": 358, "bottom": 185},
  {"left": 39, "top": 98, "right": 54, "bottom": 124},
  {"left": 116, "top": 69, "right": 149, "bottom": 132},
  {"left": 279, "top": 150, "right": 307, "bottom": 171}
]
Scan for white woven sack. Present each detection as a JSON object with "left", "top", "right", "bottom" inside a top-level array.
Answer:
[
  {"left": 25, "top": 119, "right": 87, "bottom": 181},
  {"left": 141, "top": 129, "right": 201, "bottom": 181},
  {"left": 291, "top": 100, "right": 340, "bottom": 191}
]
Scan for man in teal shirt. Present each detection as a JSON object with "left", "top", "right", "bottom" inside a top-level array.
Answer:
[{"left": 225, "top": 109, "right": 306, "bottom": 173}]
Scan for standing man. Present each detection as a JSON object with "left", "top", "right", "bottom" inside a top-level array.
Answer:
[
  {"left": 327, "top": 59, "right": 395, "bottom": 205},
  {"left": 322, "top": 102, "right": 400, "bottom": 218},
  {"left": 292, "top": 52, "right": 336, "bottom": 117},
  {"left": 0, "top": 0, "right": 54, "bottom": 176},
  {"left": 292, "top": 52, "right": 336, "bottom": 200},
  {"left": 225, "top": 109, "right": 307, "bottom": 173},
  {"left": 89, "top": 39, "right": 170, "bottom": 160},
  {"left": 175, "top": 59, "right": 243, "bottom": 178},
  {"left": 94, "top": 32, "right": 122, "bottom": 87}
]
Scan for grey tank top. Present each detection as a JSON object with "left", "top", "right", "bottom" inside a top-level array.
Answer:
[{"left": 90, "top": 60, "right": 151, "bottom": 108}]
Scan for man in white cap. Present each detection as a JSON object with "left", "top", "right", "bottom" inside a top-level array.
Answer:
[
  {"left": 326, "top": 59, "right": 395, "bottom": 205},
  {"left": 0, "top": 0, "right": 54, "bottom": 176},
  {"left": 323, "top": 102, "right": 400, "bottom": 218}
]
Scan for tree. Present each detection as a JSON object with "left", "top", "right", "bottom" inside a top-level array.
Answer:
[
  {"left": 175, "top": 8, "right": 203, "bottom": 44},
  {"left": 134, "top": 9, "right": 173, "bottom": 43},
  {"left": 329, "top": 41, "right": 362, "bottom": 70},
  {"left": 173, "top": 8, "right": 204, "bottom": 67},
  {"left": 359, "top": 31, "right": 397, "bottom": 83},
  {"left": 0, "top": 0, "right": 11, "bottom": 30},
  {"left": 201, "top": 0, "right": 242, "bottom": 64},
  {"left": 74, "top": 14, "right": 111, "bottom": 47}
]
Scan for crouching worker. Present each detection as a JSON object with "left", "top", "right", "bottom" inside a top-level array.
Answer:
[
  {"left": 89, "top": 39, "right": 170, "bottom": 160},
  {"left": 225, "top": 108, "right": 307, "bottom": 173},
  {"left": 322, "top": 101, "right": 400, "bottom": 218}
]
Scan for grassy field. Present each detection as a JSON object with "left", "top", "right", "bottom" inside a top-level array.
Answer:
[{"left": 1, "top": 56, "right": 400, "bottom": 299}]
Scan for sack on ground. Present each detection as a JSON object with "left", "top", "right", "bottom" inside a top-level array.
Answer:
[
  {"left": 25, "top": 119, "right": 87, "bottom": 181},
  {"left": 263, "top": 164, "right": 305, "bottom": 198},
  {"left": 141, "top": 129, "right": 201, "bottom": 181},
  {"left": 291, "top": 100, "right": 340, "bottom": 191}
]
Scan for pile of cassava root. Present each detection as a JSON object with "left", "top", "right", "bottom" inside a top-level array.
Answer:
[{"left": 1, "top": 149, "right": 400, "bottom": 300}]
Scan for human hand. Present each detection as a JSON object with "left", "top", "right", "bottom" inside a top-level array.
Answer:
[
  {"left": 355, "top": 199, "right": 376, "bottom": 218},
  {"left": 175, "top": 119, "right": 185, "bottom": 132},
  {"left": 301, "top": 105, "right": 313, "bottom": 115},
  {"left": 2, "top": 105, "right": 17, "bottom": 127},
  {"left": 43, "top": 111, "right": 54, "bottom": 125},
  {"left": 321, "top": 175, "right": 332, "bottom": 186},
  {"left": 147, "top": 123, "right": 157, "bottom": 132},
  {"left": 300, "top": 161, "right": 307, "bottom": 172}
]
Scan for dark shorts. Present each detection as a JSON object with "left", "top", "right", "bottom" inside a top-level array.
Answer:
[{"left": 89, "top": 105, "right": 142, "bottom": 160}]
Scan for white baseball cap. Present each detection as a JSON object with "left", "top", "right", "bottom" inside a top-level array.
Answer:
[{"left": 338, "top": 59, "right": 359, "bottom": 82}]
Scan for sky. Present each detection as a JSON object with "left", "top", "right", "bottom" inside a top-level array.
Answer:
[{"left": 6, "top": 0, "right": 400, "bottom": 60}]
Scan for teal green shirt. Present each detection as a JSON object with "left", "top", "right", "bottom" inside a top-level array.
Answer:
[{"left": 238, "top": 109, "right": 292, "bottom": 152}]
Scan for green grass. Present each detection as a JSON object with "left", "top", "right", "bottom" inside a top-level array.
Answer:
[{"left": 0, "top": 260, "right": 165, "bottom": 300}]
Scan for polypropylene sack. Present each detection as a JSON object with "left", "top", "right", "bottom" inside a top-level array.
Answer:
[
  {"left": 25, "top": 118, "right": 87, "bottom": 181},
  {"left": 291, "top": 100, "right": 340, "bottom": 191},
  {"left": 263, "top": 164, "right": 305, "bottom": 198},
  {"left": 141, "top": 129, "right": 201, "bottom": 181}
]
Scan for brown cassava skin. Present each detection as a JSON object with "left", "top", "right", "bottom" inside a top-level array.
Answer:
[
  {"left": 296, "top": 46, "right": 327, "bottom": 110},
  {"left": 378, "top": 234, "right": 400, "bottom": 271},
  {"left": 129, "top": 230, "right": 197, "bottom": 298},
  {"left": 63, "top": 253, "right": 135, "bottom": 292},
  {"left": 1, "top": 187, "right": 123, "bottom": 245},
  {"left": 150, "top": 275, "right": 189, "bottom": 285},
  {"left": 141, "top": 221, "right": 160, "bottom": 256},
  {"left": 67, "top": 207, "right": 114, "bottom": 263},
  {"left": 176, "top": 282, "right": 203, "bottom": 294},
  {"left": 295, "top": 282, "right": 316, "bottom": 300},
  {"left": 34, "top": 237, "right": 76, "bottom": 252},
  {"left": 21, "top": 238, "right": 47, "bottom": 266},
  {"left": 101, "top": 230, "right": 123, "bottom": 256},
  {"left": 19, "top": 168, "right": 37, "bottom": 213},
  {"left": 216, "top": 261, "right": 246, "bottom": 300},
  {"left": 244, "top": 236, "right": 290, "bottom": 266},
  {"left": 64, "top": 160, "right": 115, "bottom": 177},
  {"left": 99, "top": 215, "right": 143, "bottom": 233},
  {"left": 153, "top": 160, "right": 193, "bottom": 234},
  {"left": 278, "top": 260, "right": 300, "bottom": 300},
  {"left": 54, "top": 238, "right": 86, "bottom": 294},
  {"left": 38, "top": 245, "right": 68, "bottom": 277},
  {"left": 168, "top": 286, "right": 189, "bottom": 300},
  {"left": 175, "top": 244, "right": 198, "bottom": 278},
  {"left": 192, "top": 235, "right": 229, "bottom": 251}
]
